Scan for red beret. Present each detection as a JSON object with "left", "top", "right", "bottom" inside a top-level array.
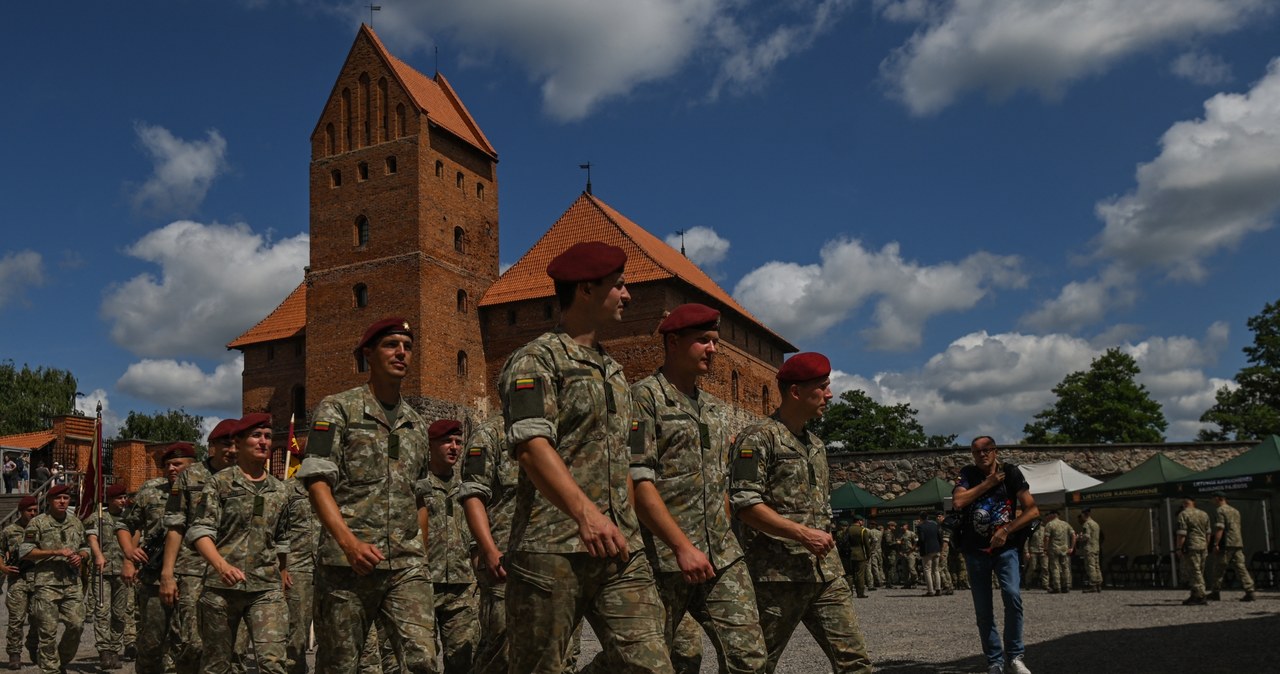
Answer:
[
  {"left": 777, "top": 352, "right": 831, "bottom": 382},
  {"left": 355, "top": 317, "right": 413, "bottom": 355},
  {"left": 17, "top": 496, "right": 37, "bottom": 510},
  {"left": 233, "top": 413, "right": 272, "bottom": 436},
  {"left": 546, "top": 242, "right": 626, "bottom": 282},
  {"left": 47, "top": 484, "right": 70, "bottom": 498},
  {"left": 105, "top": 484, "right": 127, "bottom": 499},
  {"left": 659, "top": 304, "right": 720, "bottom": 334},
  {"left": 428, "top": 419, "right": 463, "bottom": 440},
  {"left": 161, "top": 442, "right": 197, "bottom": 462},
  {"left": 207, "top": 418, "right": 238, "bottom": 443}
]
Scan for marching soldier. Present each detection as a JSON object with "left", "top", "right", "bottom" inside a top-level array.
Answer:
[
  {"left": 1175, "top": 496, "right": 1211, "bottom": 605},
  {"left": 729, "top": 352, "right": 872, "bottom": 673},
  {"left": 425, "top": 419, "right": 479, "bottom": 673},
  {"left": 1208, "top": 491, "right": 1256, "bottom": 602},
  {"left": 84, "top": 483, "right": 130, "bottom": 669},
  {"left": 458, "top": 414, "right": 516, "bottom": 674},
  {"left": 1078, "top": 509, "right": 1102, "bottom": 593},
  {"left": 1042, "top": 510, "right": 1075, "bottom": 593},
  {"left": 295, "top": 317, "right": 437, "bottom": 673},
  {"left": 285, "top": 476, "right": 320, "bottom": 674},
  {"left": 2, "top": 496, "right": 40, "bottom": 669},
  {"left": 21, "top": 484, "right": 90, "bottom": 674}
]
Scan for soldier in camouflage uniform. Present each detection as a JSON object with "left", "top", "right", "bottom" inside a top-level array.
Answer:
[
  {"left": 499, "top": 242, "right": 672, "bottom": 674},
  {"left": 937, "top": 513, "right": 956, "bottom": 595},
  {"left": 84, "top": 483, "right": 130, "bottom": 669},
  {"left": 1175, "top": 497, "right": 1211, "bottom": 605},
  {"left": 882, "top": 522, "right": 899, "bottom": 588},
  {"left": 1208, "top": 492, "right": 1256, "bottom": 602},
  {"left": 1042, "top": 510, "right": 1075, "bottom": 593},
  {"left": 729, "top": 352, "right": 872, "bottom": 674},
  {"left": 285, "top": 477, "right": 320, "bottom": 674},
  {"left": 424, "top": 419, "right": 478, "bottom": 673},
  {"left": 295, "top": 317, "right": 437, "bottom": 674},
  {"left": 187, "top": 413, "right": 300, "bottom": 674},
  {"left": 2, "top": 496, "right": 40, "bottom": 669},
  {"left": 1023, "top": 516, "right": 1048, "bottom": 590},
  {"left": 625, "top": 304, "right": 767, "bottom": 674},
  {"left": 898, "top": 520, "right": 920, "bottom": 589},
  {"left": 20, "top": 485, "right": 90, "bottom": 674},
  {"left": 865, "top": 522, "right": 883, "bottom": 590},
  {"left": 1077, "top": 509, "right": 1102, "bottom": 592},
  {"left": 840, "top": 516, "right": 872, "bottom": 599}
]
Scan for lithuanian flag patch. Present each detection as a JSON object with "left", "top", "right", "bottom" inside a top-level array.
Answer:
[
  {"left": 515, "top": 378, "right": 536, "bottom": 391},
  {"left": 468, "top": 447, "right": 483, "bottom": 457},
  {"left": 739, "top": 447, "right": 754, "bottom": 459},
  {"left": 312, "top": 421, "right": 331, "bottom": 432}
]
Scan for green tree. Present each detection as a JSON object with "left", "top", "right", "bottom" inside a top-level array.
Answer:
[
  {"left": 1199, "top": 299, "right": 1280, "bottom": 441},
  {"left": 0, "top": 361, "right": 79, "bottom": 436},
  {"left": 1023, "top": 348, "right": 1167, "bottom": 444},
  {"left": 116, "top": 409, "right": 204, "bottom": 444},
  {"left": 814, "top": 389, "right": 929, "bottom": 451}
]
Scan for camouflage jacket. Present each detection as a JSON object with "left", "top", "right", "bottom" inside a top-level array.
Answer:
[
  {"left": 115, "top": 477, "right": 171, "bottom": 586},
  {"left": 728, "top": 412, "right": 843, "bottom": 583},
  {"left": 1, "top": 521, "right": 31, "bottom": 576},
  {"left": 165, "top": 460, "right": 227, "bottom": 577},
  {"left": 1214, "top": 504, "right": 1243, "bottom": 548},
  {"left": 295, "top": 384, "right": 432, "bottom": 569},
  {"left": 187, "top": 469, "right": 299, "bottom": 592},
  {"left": 20, "top": 512, "right": 89, "bottom": 586},
  {"left": 458, "top": 414, "right": 519, "bottom": 554},
  {"left": 899, "top": 529, "right": 918, "bottom": 554},
  {"left": 285, "top": 478, "right": 320, "bottom": 574},
  {"left": 1043, "top": 518, "right": 1074, "bottom": 554},
  {"left": 866, "top": 527, "right": 883, "bottom": 556},
  {"left": 499, "top": 330, "right": 641, "bottom": 554},
  {"left": 426, "top": 468, "right": 475, "bottom": 585},
  {"left": 1176, "top": 507, "right": 1210, "bottom": 551},
  {"left": 1028, "top": 523, "right": 1048, "bottom": 555},
  {"left": 83, "top": 508, "right": 124, "bottom": 576},
  {"left": 1079, "top": 518, "right": 1101, "bottom": 553},
  {"left": 629, "top": 372, "right": 742, "bottom": 573}
]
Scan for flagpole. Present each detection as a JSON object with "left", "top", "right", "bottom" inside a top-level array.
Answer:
[{"left": 96, "top": 402, "right": 104, "bottom": 609}]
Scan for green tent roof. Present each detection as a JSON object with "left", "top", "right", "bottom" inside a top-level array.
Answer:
[
  {"left": 873, "top": 477, "right": 954, "bottom": 516},
  {"left": 1172, "top": 435, "right": 1280, "bottom": 496},
  {"left": 830, "top": 482, "right": 885, "bottom": 512},
  {"left": 1069, "top": 453, "right": 1195, "bottom": 505}
]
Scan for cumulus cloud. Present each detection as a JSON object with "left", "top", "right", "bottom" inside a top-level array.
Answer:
[
  {"left": 0, "top": 250, "right": 45, "bottom": 310},
  {"left": 345, "top": 0, "right": 851, "bottom": 121},
  {"left": 73, "top": 388, "right": 124, "bottom": 439},
  {"left": 129, "top": 123, "right": 229, "bottom": 217},
  {"left": 664, "top": 226, "right": 729, "bottom": 269},
  {"left": 1171, "top": 51, "right": 1233, "bottom": 86},
  {"left": 101, "top": 220, "right": 308, "bottom": 358},
  {"left": 1020, "top": 265, "right": 1136, "bottom": 333},
  {"left": 880, "top": 0, "right": 1270, "bottom": 116},
  {"left": 116, "top": 355, "right": 244, "bottom": 412},
  {"left": 734, "top": 238, "right": 1024, "bottom": 349}
]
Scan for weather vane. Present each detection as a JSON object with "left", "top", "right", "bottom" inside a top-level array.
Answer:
[
  {"left": 367, "top": 4, "right": 381, "bottom": 27},
  {"left": 674, "top": 229, "right": 687, "bottom": 256},
  {"left": 579, "top": 162, "right": 593, "bottom": 195}
]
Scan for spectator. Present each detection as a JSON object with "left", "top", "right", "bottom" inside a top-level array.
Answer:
[
  {"left": 33, "top": 461, "right": 51, "bottom": 487},
  {"left": 2, "top": 456, "right": 16, "bottom": 494},
  {"left": 918, "top": 511, "right": 944, "bottom": 597}
]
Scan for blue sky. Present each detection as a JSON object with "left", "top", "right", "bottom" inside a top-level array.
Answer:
[{"left": 2, "top": 0, "right": 1279, "bottom": 443}]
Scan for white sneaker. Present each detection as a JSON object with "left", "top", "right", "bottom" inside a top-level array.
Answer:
[
  {"left": 987, "top": 664, "right": 1004, "bottom": 674},
  {"left": 1008, "top": 656, "right": 1032, "bottom": 674}
]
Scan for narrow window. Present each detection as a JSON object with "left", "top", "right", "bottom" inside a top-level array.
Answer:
[
  {"left": 453, "top": 227, "right": 465, "bottom": 253},
  {"left": 358, "top": 162, "right": 369, "bottom": 181},
  {"left": 266, "top": 344, "right": 275, "bottom": 361},
  {"left": 456, "top": 289, "right": 468, "bottom": 313},
  {"left": 435, "top": 160, "right": 443, "bottom": 178},
  {"left": 476, "top": 183, "right": 484, "bottom": 200},
  {"left": 385, "top": 156, "right": 397, "bottom": 174},
  {"left": 325, "top": 123, "right": 336, "bottom": 156},
  {"left": 762, "top": 385, "right": 771, "bottom": 414},
  {"left": 342, "top": 88, "right": 352, "bottom": 151},
  {"left": 506, "top": 309, "right": 517, "bottom": 325},
  {"left": 353, "top": 283, "right": 368, "bottom": 308},
  {"left": 456, "top": 172, "right": 464, "bottom": 189},
  {"left": 360, "top": 73, "right": 372, "bottom": 147},
  {"left": 731, "top": 371, "right": 740, "bottom": 402},
  {"left": 330, "top": 169, "right": 342, "bottom": 187},
  {"left": 291, "top": 385, "right": 306, "bottom": 421},
  {"left": 354, "top": 216, "right": 370, "bottom": 247},
  {"left": 379, "top": 77, "right": 389, "bottom": 142},
  {"left": 457, "top": 351, "right": 468, "bottom": 378},
  {"left": 355, "top": 351, "right": 368, "bottom": 373},
  {"left": 396, "top": 103, "right": 406, "bottom": 138}
]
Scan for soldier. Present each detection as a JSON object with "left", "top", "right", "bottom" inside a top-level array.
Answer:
[
  {"left": 162, "top": 418, "right": 240, "bottom": 671},
  {"left": 1, "top": 495, "right": 40, "bottom": 670},
  {"left": 498, "top": 242, "right": 672, "bottom": 674},
  {"left": 285, "top": 476, "right": 320, "bottom": 674},
  {"left": 841, "top": 516, "right": 872, "bottom": 599},
  {"left": 84, "top": 483, "right": 130, "bottom": 669},
  {"left": 117, "top": 443, "right": 195, "bottom": 674},
  {"left": 1041, "top": 510, "right": 1075, "bottom": 594},
  {"left": 424, "top": 419, "right": 479, "bottom": 673},
  {"left": 295, "top": 316, "right": 437, "bottom": 673},
  {"left": 937, "top": 513, "right": 956, "bottom": 596},
  {"left": 865, "top": 521, "right": 884, "bottom": 590},
  {"left": 458, "top": 414, "right": 515, "bottom": 674},
  {"left": 1077, "top": 509, "right": 1102, "bottom": 593},
  {"left": 882, "top": 521, "right": 899, "bottom": 588},
  {"left": 1175, "top": 496, "right": 1211, "bottom": 606},
  {"left": 1023, "top": 516, "right": 1048, "bottom": 591},
  {"left": 186, "top": 413, "right": 297, "bottom": 673},
  {"left": 730, "top": 352, "right": 872, "bottom": 673},
  {"left": 628, "top": 303, "right": 767, "bottom": 674},
  {"left": 1208, "top": 491, "right": 1256, "bottom": 602},
  {"left": 899, "top": 518, "right": 920, "bottom": 590},
  {"left": 20, "top": 484, "right": 90, "bottom": 674}
]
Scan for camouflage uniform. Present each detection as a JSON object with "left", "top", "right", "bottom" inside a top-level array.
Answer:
[
  {"left": 839, "top": 523, "right": 871, "bottom": 598},
  {"left": 1079, "top": 517, "right": 1102, "bottom": 589},
  {"left": 882, "top": 526, "right": 899, "bottom": 587},
  {"left": 1176, "top": 505, "right": 1211, "bottom": 600},
  {"left": 1210, "top": 503, "right": 1255, "bottom": 593},
  {"left": 426, "top": 468, "right": 478, "bottom": 673},
  {"left": 116, "top": 477, "right": 176, "bottom": 674},
  {"left": 1024, "top": 524, "right": 1048, "bottom": 590},
  {"left": 865, "top": 527, "right": 884, "bottom": 589},
  {"left": 186, "top": 469, "right": 299, "bottom": 674},
  {"left": 629, "top": 372, "right": 766, "bottom": 674},
  {"left": 285, "top": 479, "right": 320, "bottom": 674},
  {"left": 938, "top": 525, "right": 954, "bottom": 593},
  {"left": 898, "top": 527, "right": 919, "bottom": 588},
  {"left": 295, "top": 383, "right": 437, "bottom": 674},
  {"left": 1043, "top": 517, "right": 1074, "bottom": 593},
  {"left": 164, "top": 459, "right": 226, "bottom": 671},
  {"left": 499, "top": 331, "right": 672, "bottom": 674},
  {"left": 729, "top": 413, "right": 872, "bottom": 674},
  {"left": 84, "top": 507, "right": 129, "bottom": 656},
  {"left": 1, "top": 522, "right": 38, "bottom": 663},
  {"left": 20, "top": 512, "right": 89, "bottom": 674}
]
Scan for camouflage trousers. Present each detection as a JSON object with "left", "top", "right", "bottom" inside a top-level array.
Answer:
[
  {"left": 314, "top": 564, "right": 437, "bottom": 674},
  {"left": 472, "top": 577, "right": 582, "bottom": 674},
  {"left": 670, "top": 613, "right": 703, "bottom": 674},
  {"left": 883, "top": 552, "right": 898, "bottom": 585},
  {"left": 200, "top": 587, "right": 288, "bottom": 674},
  {"left": 1082, "top": 550, "right": 1102, "bottom": 587},
  {"left": 652, "top": 559, "right": 767, "bottom": 674},
  {"left": 1181, "top": 550, "right": 1207, "bottom": 598},
  {"left": 868, "top": 552, "right": 884, "bottom": 588},
  {"left": 4, "top": 574, "right": 38, "bottom": 658},
  {"left": 754, "top": 578, "right": 872, "bottom": 674},
  {"left": 87, "top": 573, "right": 129, "bottom": 653},
  {"left": 172, "top": 574, "right": 204, "bottom": 671},
  {"left": 123, "top": 581, "right": 137, "bottom": 650},
  {"left": 505, "top": 550, "right": 672, "bottom": 674},
  {"left": 899, "top": 552, "right": 920, "bottom": 587},
  {"left": 134, "top": 584, "right": 176, "bottom": 674},
  {"left": 286, "top": 570, "right": 315, "bottom": 674},
  {"left": 1047, "top": 552, "right": 1071, "bottom": 592},
  {"left": 433, "top": 582, "right": 478, "bottom": 673},
  {"left": 845, "top": 559, "right": 869, "bottom": 598},
  {"left": 1023, "top": 554, "right": 1048, "bottom": 589},
  {"left": 1211, "top": 547, "right": 1255, "bottom": 592},
  {"left": 30, "top": 582, "right": 84, "bottom": 674}
]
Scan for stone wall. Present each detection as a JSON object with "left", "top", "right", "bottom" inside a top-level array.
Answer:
[{"left": 830, "top": 441, "right": 1256, "bottom": 498}]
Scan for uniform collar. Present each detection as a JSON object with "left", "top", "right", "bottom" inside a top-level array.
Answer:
[
  {"left": 653, "top": 371, "right": 705, "bottom": 417},
  {"left": 359, "top": 384, "right": 410, "bottom": 430}
]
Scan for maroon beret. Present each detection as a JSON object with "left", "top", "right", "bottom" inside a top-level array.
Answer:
[
  {"left": 546, "top": 242, "right": 626, "bottom": 282},
  {"left": 161, "top": 442, "right": 197, "bottom": 462},
  {"left": 233, "top": 413, "right": 272, "bottom": 437},
  {"left": 47, "top": 484, "right": 70, "bottom": 498},
  {"left": 354, "top": 317, "right": 414, "bottom": 355},
  {"left": 17, "top": 495, "right": 37, "bottom": 510},
  {"left": 659, "top": 304, "right": 720, "bottom": 334},
  {"left": 428, "top": 419, "right": 463, "bottom": 440},
  {"left": 207, "top": 418, "right": 238, "bottom": 443},
  {"left": 105, "top": 484, "right": 128, "bottom": 499},
  {"left": 777, "top": 352, "right": 831, "bottom": 382}
]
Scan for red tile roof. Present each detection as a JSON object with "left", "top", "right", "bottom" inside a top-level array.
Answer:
[
  {"left": 227, "top": 283, "right": 307, "bottom": 349},
  {"left": 0, "top": 430, "right": 56, "bottom": 451},
  {"left": 479, "top": 192, "right": 796, "bottom": 350}
]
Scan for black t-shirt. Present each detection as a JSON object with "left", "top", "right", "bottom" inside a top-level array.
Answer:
[{"left": 955, "top": 463, "right": 1029, "bottom": 555}]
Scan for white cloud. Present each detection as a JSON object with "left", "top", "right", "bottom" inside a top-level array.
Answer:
[
  {"left": 664, "top": 226, "right": 730, "bottom": 268},
  {"left": 734, "top": 238, "right": 1024, "bottom": 349},
  {"left": 0, "top": 250, "right": 45, "bottom": 310},
  {"left": 101, "top": 220, "right": 308, "bottom": 358},
  {"left": 1171, "top": 51, "right": 1233, "bottom": 86},
  {"left": 116, "top": 355, "right": 244, "bottom": 413},
  {"left": 1020, "top": 265, "right": 1136, "bottom": 333},
  {"left": 880, "top": 0, "right": 1270, "bottom": 116},
  {"left": 73, "top": 389, "right": 123, "bottom": 439},
  {"left": 349, "top": 0, "right": 851, "bottom": 121},
  {"left": 130, "top": 123, "right": 229, "bottom": 217}
]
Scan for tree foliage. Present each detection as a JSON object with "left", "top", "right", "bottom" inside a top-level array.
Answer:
[
  {"left": 814, "top": 389, "right": 930, "bottom": 451},
  {"left": 1199, "top": 299, "right": 1280, "bottom": 441},
  {"left": 1023, "top": 348, "right": 1166, "bottom": 444},
  {"left": 116, "top": 409, "right": 204, "bottom": 444},
  {"left": 0, "top": 361, "right": 79, "bottom": 436}
]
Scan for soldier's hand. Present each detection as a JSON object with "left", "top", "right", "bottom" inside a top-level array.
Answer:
[
  {"left": 125, "top": 546, "right": 149, "bottom": 565},
  {"left": 121, "top": 560, "right": 138, "bottom": 585},
  {"left": 159, "top": 575, "right": 179, "bottom": 606},
  {"left": 798, "top": 527, "right": 836, "bottom": 558},
  {"left": 217, "top": 562, "right": 246, "bottom": 586},
  {"left": 343, "top": 540, "right": 386, "bottom": 576},
  {"left": 675, "top": 545, "right": 715, "bottom": 584},
  {"left": 578, "top": 508, "right": 629, "bottom": 562},
  {"left": 95, "top": 555, "right": 107, "bottom": 572},
  {"left": 282, "top": 569, "right": 293, "bottom": 591},
  {"left": 474, "top": 548, "right": 507, "bottom": 583},
  {"left": 62, "top": 549, "right": 82, "bottom": 569}
]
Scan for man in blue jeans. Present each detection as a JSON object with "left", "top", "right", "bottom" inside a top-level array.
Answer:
[{"left": 952, "top": 436, "right": 1040, "bottom": 674}]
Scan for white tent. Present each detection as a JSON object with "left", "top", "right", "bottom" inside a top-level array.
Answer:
[{"left": 1017, "top": 460, "right": 1101, "bottom": 505}]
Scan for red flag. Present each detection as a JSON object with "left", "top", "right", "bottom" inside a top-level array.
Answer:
[
  {"left": 77, "top": 404, "right": 104, "bottom": 519},
  {"left": 287, "top": 413, "right": 303, "bottom": 478}
]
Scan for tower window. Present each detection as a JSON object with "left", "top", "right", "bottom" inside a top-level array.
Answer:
[
  {"left": 379, "top": 77, "right": 389, "bottom": 142},
  {"left": 358, "top": 162, "right": 369, "bottom": 181},
  {"left": 342, "top": 88, "right": 352, "bottom": 151},
  {"left": 353, "top": 283, "right": 368, "bottom": 308},
  {"left": 360, "top": 73, "right": 372, "bottom": 147},
  {"left": 456, "top": 172, "right": 464, "bottom": 189},
  {"left": 453, "top": 227, "right": 466, "bottom": 254},
  {"left": 457, "top": 350, "right": 468, "bottom": 377},
  {"left": 476, "top": 183, "right": 484, "bottom": 200},
  {"left": 355, "top": 351, "right": 368, "bottom": 373},
  {"left": 507, "top": 309, "right": 517, "bottom": 325},
  {"left": 291, "top": 385, "right": 306, "bottom": 422},
  {"left": 385, "top": 156, "right": 397, "bottom": 174},
  {"left": 396, "top": 103, "right": 406, "bottom": 138},
  {"left": 266, "top": 344, "right": 275, "bottom": 361},
  {"left": 330, "top": 169, "right": 342, "bottom": 187},
  {"left": 457, "top": 289, "right": 468, "bottom": 313},
  {"left": 435, "top": 160, "right": 443, "bottom": 178},
  {"left": 761, "top": 385, "right": 771, "bottom": 414},
  {"left": 731, "top": 371, "right": 740, "bottom": 403},
  {"left": 354, "top": 216, "right": 370, "bottom": 247},
  {"left": 325, "top": 123, "right": 336, "bottom": 156}
]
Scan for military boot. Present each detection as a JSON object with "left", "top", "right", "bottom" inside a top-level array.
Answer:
[
  {"left": 1242, "top": 591, "right": 1256, "bottom": 602},
  {"left": 7, "top": 654, "right": 20, "bottom": 670},
  {"left": 1206, "top": 590, "right": 1221, "bottom": 601},
  {"left": 1182, "top": 594, "right": 1207, "bottom": 605}
]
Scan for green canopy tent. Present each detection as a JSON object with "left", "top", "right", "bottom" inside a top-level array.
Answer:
[
  {"left": 830, "top": 482, "right": 885, "bottom": 518},
  {"left": 871, "top": 477, "right": 954, "bottom": 518},
  {"left": 1170, "top": 435, "right": 1280, "bottom": 498}
]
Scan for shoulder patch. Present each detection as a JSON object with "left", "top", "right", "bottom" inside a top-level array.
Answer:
[
  {"left": 463, "top": 446, "right": 486, "bottom": 478},
  {"left": 308, "top": 420, "right": 336, "bottom": 458},
  {"left": 628, "top": 420, "right": 647, "bottom": 456},
  {"left": 508, "top": 377, "right": 545, "bottom": 422},
  {"left": 731, "top": 445, "right": 759, "bottom": 482}
]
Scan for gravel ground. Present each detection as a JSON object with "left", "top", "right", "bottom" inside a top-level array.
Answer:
[{"left": 3, "top": 586, "right": 1276, "bottom": 673}]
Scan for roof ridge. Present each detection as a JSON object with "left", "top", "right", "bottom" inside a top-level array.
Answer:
[
  {"left": 434, "top": 72, "right": 497, "bottom": 158},
  {"left": 227, "top": 283, "right": 306, "bottom": 349},
  {"left": 478, "top": 193, "right": 590, "bottom": 306}
]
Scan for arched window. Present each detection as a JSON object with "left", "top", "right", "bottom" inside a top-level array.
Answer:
[
  {"left": 378, "top": 77, "right": 389, "bottom": 141},
  {"left": 457, "top": 351, "right": 468, "bottom": 377},
  {"left": 476, "top": 183, "right": 484, "bottom": 200},
  {"left": 456, "top": 289, "right": 468, "bottom": 313},
  {"left": 325, "top": 123, "right": 336, "bottom": 156},
  {"left": 396, "top": 103, "right": 406, "bottom": 138},
  {"left": 385, "top": 156, "right": 397, "bottom": 174},
  {"left": 761, "top": 385, "right": 771, "bottom": 414},
  {"left": 357, "top": 161, "right": 369, "bottom": 181},
  {"left": 731, "top": 371, "right": 740, "bottom": 402},
  {"left": 354, "top": 216, "right": 370, "bottom": 247},
  {"left": 453, "top": 227, "right": 466, "bottom": 253},
  {"left": 456, "top": 172, "right": 464, "bottom": 189},
  {"left": 355, "top": 351, "right": 368, "bottom": 373},
  {"left": 507, "top": 309, "right": 517, "bottom": 325},
  {"left": 341, "top": 88, "right": 352, "bottom": 151},
  {"left": 359, "top": 73, "right": 372, "bottom": 147},
  {"left": 330, "top": 169, "right": 342, "bottom": 187},
  {"left": 353, "top": 283, "right": 368, "bottom": 308},
  {"left": 435, "top": 160, "right": 443, "bottom": 178},
  {"left": 291, "top": 385, "right": 306, "bottom": 422}
]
